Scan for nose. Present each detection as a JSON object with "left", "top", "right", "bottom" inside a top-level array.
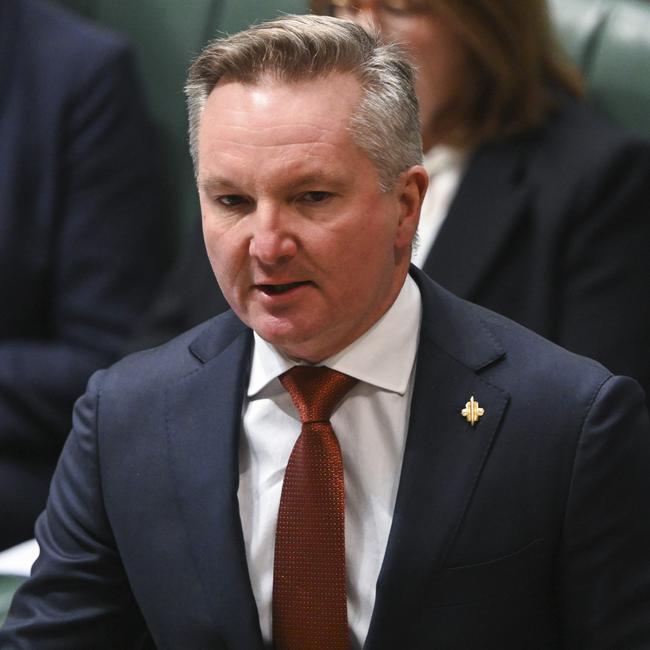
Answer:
[{"left": 248, "top": 203, "right": 298, "bottom": 266}]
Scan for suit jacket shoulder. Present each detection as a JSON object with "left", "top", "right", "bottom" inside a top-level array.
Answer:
[
  {"left": 376, "top": 269, "right": 650, "bottom": 649},
  {"left": 3, "top": 271, "right": 650, "bottom": 649},
  {"left": 101, "top": 310, "right": 252, "bottom": 397}
]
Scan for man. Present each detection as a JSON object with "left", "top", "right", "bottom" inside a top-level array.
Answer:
[
  {"left": 0, "top": 0, "right": 166, "bottom": 550},
  {"left": 131, "top": 0, "right": 650, "bottom": 416},
  {"left": 2, "top": 14, "right": 649, "bottom": 649}
]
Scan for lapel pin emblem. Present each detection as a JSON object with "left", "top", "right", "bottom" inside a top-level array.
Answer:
[{"left": 461, "top": 396, "right": 485, "bottom": 426}]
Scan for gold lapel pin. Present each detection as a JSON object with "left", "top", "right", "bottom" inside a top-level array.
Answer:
[{"left": 461, "top": 396, "right": 485, "bottom": 426}]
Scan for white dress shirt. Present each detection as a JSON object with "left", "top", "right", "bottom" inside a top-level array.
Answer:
[
  {"left": 411, "top": 145, "right": 468, "bottom": 269},
  {"left": 238, "top": 275, "right": 422, "bottom": 649}
]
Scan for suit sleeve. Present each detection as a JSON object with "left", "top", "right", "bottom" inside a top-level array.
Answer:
[
  {"left": 0, "top": 41, "right": 167, "bottom": 455},
  {"left": 558, "top": 374, "right": 650, "bottom": 647},
  {"left": 557, "top": 137, "right": 650, "bottom": 406},
  {"left": 0, "top": 372, "right": 152, "bottom": 649}
]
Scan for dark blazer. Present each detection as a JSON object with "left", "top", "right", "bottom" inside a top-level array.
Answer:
[
  {"left": 424, "top": 98, "right": 650, "bottom": 404},
  {"left": 0, "top": 0, "right": 166, "bottom": 547},
  {"left": 133, "top": 99, "right": 650, "bottom": 407},
  {"left": 2, "top": 268, "right": 649, "bottom": 649}
]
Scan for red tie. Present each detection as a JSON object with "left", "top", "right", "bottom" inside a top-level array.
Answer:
[{"left": 273, "top": 366, "right": 358, "bottom": 650}]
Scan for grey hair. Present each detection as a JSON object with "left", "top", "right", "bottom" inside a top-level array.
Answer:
[{"left": 185, "top": 14, "right": 422, "bottom": 190}]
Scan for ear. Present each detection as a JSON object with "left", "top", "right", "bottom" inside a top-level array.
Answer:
[{"left": 394, "top": 164, "right": 428, "bottom": 249}]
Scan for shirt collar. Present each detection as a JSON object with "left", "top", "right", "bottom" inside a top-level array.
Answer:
[
  {"left": 422, "top": 144, "right": 468, "bottom": 178},
  {"left": 247, "top": 274, "right": 422, "bottom": 397}
]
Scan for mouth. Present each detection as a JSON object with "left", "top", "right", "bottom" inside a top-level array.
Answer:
[{"left": 256, "top": 281, "right": 313, "bottom": 296}]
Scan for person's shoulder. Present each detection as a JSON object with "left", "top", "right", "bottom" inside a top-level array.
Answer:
[
  {"left": 530, "top": 97, "right": 650, "bottom": 174},
  {"left": 98, "top": 310, "right": 250, "bottom": 394},
  {"left": 18, "top": 0, "right": 132, "bottom": 68},
  {"left": 474, "top": 297, "right": 609, "bottom": 384},
  {"left": 417, "top": 269, "right": 615, "bottom": 399}
]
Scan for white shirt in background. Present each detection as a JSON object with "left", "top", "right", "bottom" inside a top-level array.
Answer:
[{"left": 412, "top": 145, "right": 469, "bottom": 269}]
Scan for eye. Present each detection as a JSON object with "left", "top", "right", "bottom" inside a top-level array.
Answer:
[
  {"left": 216, "top": 194, "right": 249, "bottom": 208},
  {"left": 300, "top": 191, "right": 333, "bottom": 203}
]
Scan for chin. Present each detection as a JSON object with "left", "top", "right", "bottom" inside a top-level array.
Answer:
[
  {"left": 254, "top": 318, "right": 311, "bottom": 346},
  {"left": 258, "top": 325, "right": 326, "bottom": 362}
]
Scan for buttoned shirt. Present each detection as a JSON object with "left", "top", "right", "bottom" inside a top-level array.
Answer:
[{"left": 238, "top": 274, "right": 422, "bottom": 648}]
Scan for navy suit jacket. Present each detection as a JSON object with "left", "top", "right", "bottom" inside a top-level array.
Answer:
[
  {"left": 2, "top": 268, "right": 650, "bottom": 649},
  {"left": 0, "top": 0, "right": 166, "bottom": 546}
]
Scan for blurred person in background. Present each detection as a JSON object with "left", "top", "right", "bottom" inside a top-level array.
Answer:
[
  {"left": 309, "top": 0, "right": 650, "bottom": 407},
  {"left": 0, "top": 0, "right": 166, "bottom": 549}
]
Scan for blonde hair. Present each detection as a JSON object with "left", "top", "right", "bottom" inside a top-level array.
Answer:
[
  {"left": 185, "top": 14, "right": 422, "bottom": 189},
  {"left": 312, "top": 0, "right": 584, "bottom": 148}
]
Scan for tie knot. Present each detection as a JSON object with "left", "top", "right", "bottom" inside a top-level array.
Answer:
[{"left": 280, "top": 366, "right": 358, "bottom": 424}]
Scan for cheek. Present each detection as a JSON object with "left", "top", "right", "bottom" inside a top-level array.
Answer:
[
  {"left": 202, "top": 223, "right": 249, "bottom": 286},
  {"left": 416, "top": 45, "right": 448, "bottom": 93},
  {"left": 406, "top": 21, "right": 467, "bottom": 106},
  {"left": 332, "top": 214, "right": 396, "bottom": 278},
  {"left": 202, "top": 224, "right": 224, "bottom": 271}
]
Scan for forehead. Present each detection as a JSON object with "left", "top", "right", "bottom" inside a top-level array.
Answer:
[{"left": 196, "top": 73, "right": 364, "bottom": 166}]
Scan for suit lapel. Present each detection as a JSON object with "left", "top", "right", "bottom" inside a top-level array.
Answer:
[
  {"left": 365, "top": 272, "right": 510, "bottom": 650},
  {"left": 164, "top": 276, "right": 511, "bottom": 649},
  {"left": 423, "top": 138, "right": 530, "bottom": 299},
  {"left": 165, "top": 317, "right": 265, "bottom": 650}
]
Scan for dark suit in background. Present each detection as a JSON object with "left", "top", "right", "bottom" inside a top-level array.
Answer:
[
  {"left": 128, "top": 223, "right": 229, "bottom": 352},
  {"left": 134, "top": 98, "right": 650, "bottom": 406},
  {"left": 424, "top": 98, "right": 650, "bottom": 405},
  {"left": 0, "top": 0, "right": 166, "bottom": 548},
  {"left": 2, "top": 268, "right": 649, "bottom": 648}
]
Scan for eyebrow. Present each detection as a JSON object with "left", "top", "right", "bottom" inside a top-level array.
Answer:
[
  {"left": 291, "top": 173, "right": 345, "bottom": 189},
  {"left": 198, "top": 177, "right": 239, "bottom": 195},
  {"left": 199, "top": 171, "right": 349, "bottom": 196}
]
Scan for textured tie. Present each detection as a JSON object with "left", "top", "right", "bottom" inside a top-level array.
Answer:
[{"left": 273, "top": 366, "right": 358, "bottom": 650}]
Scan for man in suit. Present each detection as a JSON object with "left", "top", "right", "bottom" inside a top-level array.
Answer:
[
  {"left": 134, "top": 0, "right": 650, "bottom": 411},
  {"left": 2, "top": 14, "right": 649, "bottom": 649},
  {"left": 323, "top": 0, "right": 650, "bottom": 410},
  {"left": 0, "top": 0, "right": 166, "bottom": 550}
]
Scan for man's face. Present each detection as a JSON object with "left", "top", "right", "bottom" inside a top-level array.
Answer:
[{"left": 197, "top": 72, "right": 425, "bottom": 363}]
